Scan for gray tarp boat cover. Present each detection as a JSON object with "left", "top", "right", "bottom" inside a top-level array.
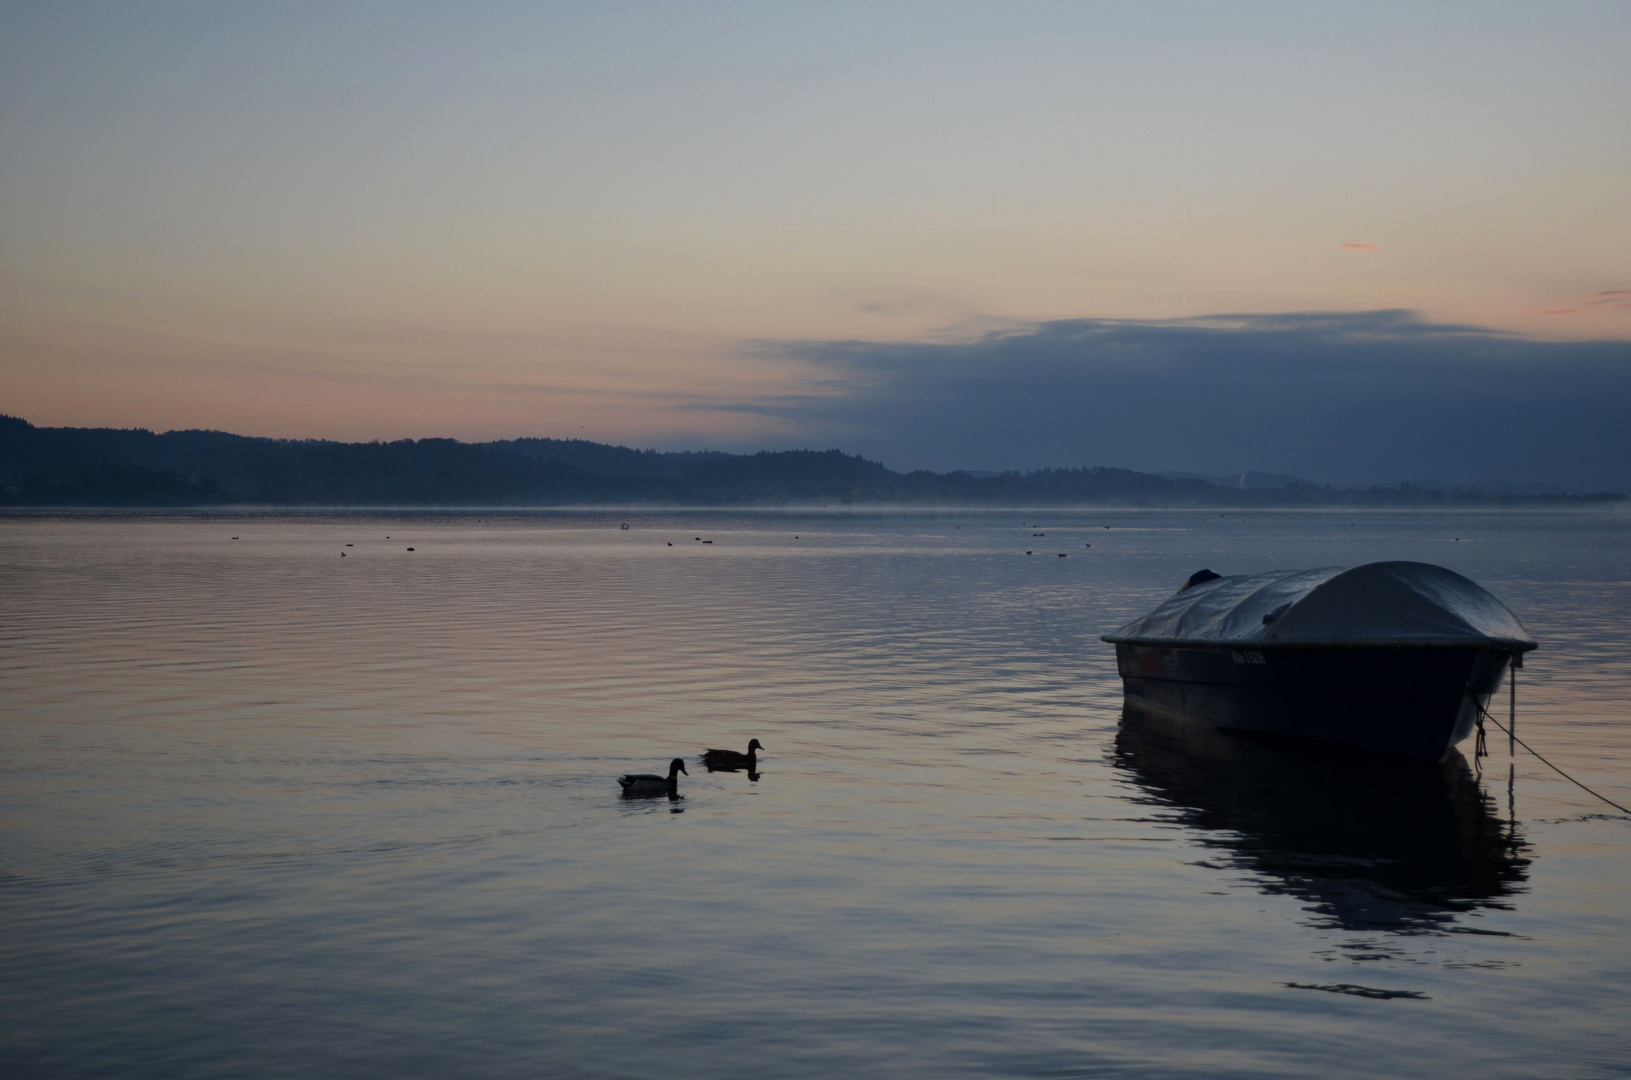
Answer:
[{"left": 1103, "top": 561, "right": 1537, "bottom": 650}]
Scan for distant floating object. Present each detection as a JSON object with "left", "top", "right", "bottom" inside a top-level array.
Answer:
[
  {"left": 703, "top": 739, "right": 763, "bottom": 769},
  {"left": 621, "top": 522, "right": 630, "bottom": 530},
  {"left": 345, "top": 543, "right": 353, "bottom": 547},
  {"left": 1026, "top": 550, "right": 1033, "bottom": 555},
  {"left": 340, "top": 552, "right": 346, "bottom": 557},
  {"left": 619, "top": 758, "right": 687, "bottom": 799},
  {"left": 1058, "top": 553, "right": 1067, "bottom": 557},
  {"left": 231, "top": 536, "right": 239, "bottom": 540},
  {"left": 1085, "top": 543, "right": 1091, "bottom": 548},
  {"left": 703, "top": 540, "right": 713, "bottom": 544},
  {"left": 406, "top": 547, "right": 415, "bottom": 551},
  {"left": 667, "top": 542, "right": 673, "bottom": 546}
]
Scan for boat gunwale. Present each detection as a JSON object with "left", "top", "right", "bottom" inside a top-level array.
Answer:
[{"left": 1100, "top": 635, "right": 1538, "bottom": 651}]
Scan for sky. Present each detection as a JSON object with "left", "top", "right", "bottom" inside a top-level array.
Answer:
[{"left": 2, "top": 2, "right": 1629, "bottom": 487}]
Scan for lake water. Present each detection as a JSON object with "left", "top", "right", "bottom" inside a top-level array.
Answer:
[{"left": 3, "top": 508, "right": 1629, "bottom": 1078}]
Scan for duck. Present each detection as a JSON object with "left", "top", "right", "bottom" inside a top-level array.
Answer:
[
  {"left": 702, "top": 739, "right": 763, "bottom": 769},
  {"left": 619, "top": 758, "right": 687, "bottom": 798}
]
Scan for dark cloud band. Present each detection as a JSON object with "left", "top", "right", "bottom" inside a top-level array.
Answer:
[{"left": 722, "top": 310, "right": 1631, "bottom": 491}]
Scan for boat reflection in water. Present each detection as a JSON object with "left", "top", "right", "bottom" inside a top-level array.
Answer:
[{"left": 1114, "top": 700, "right": 1531, "bottom": 933}]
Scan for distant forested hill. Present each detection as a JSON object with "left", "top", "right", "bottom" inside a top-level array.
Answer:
[{"left": 0, "top": 415, "right": 1621, "bottom": 507}]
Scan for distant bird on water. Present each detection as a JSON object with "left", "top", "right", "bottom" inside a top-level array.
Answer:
[
  {"left": 702, "top": 739, "right": 763, "bottom": 769},
  {"left": 619, "top": 758, "right": 687, "bottom": 798}
]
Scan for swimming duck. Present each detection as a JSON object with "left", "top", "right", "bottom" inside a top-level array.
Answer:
[
  {"left": 619, "top": 758, "right": 687, "bottom": 798},
  {"left": 702, "top": 739, "right": 763, "bottom": 769}
]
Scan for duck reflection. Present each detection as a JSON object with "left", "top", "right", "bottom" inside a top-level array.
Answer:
[
  {"left": 1114, "top": 701, "right": 1530, "bottom": 933},
  {"left": 703, "top": 762, "right": 762, "bottom": 782}
]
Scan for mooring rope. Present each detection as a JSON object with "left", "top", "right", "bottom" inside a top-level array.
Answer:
[{"left": 1468, "top": 690, "right": 1631, "bottom": 817}]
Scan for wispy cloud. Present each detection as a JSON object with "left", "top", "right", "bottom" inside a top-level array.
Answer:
[
  {"left": 1541, "top": 288, "right": 1631, "bottom": 316},
  {"left": 1584, "top": 289, "right": 1631, "bottom": 309},
  {"left": 721, "top": 310, "right": 1631, "bottom": 490}
]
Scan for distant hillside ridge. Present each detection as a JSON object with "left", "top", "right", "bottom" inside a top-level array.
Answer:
[
  {"left": 492, "top": 437, "right": 735, "bottom": 477},
  {"left": 1, "top": 414, "right": 1622, "bottom": 507}
]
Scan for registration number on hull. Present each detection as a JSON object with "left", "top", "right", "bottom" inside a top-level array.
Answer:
[{"left": 1231, "top": 650, "right": 1267, "bottom": 665}]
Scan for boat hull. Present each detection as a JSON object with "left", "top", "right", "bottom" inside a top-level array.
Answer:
[{"left": 1114, "top": 643, "right": 1513, "bottom": 762}]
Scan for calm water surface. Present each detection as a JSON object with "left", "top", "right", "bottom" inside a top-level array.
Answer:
[{"left": 3, "top": 509, "right": 1629, "bottom": 1078}]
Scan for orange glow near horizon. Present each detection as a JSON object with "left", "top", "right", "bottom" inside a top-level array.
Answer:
[{"left": 2, "top": 5, "right": 1628, "bottom": 445}]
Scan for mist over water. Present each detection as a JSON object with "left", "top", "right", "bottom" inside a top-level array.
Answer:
[{"left": 3, "top": 509, "right": 1629, "bottom": 1078}]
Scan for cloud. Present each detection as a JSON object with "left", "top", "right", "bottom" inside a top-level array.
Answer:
[
  {"left": 720, "top": 310, "right": 1631, "bottom": 490},
  {"left": 1541, "top": 289, "right": 1631, "bottom": 315},
  {"left": 1584, "top": 289, "right": 1631, "bottom": 310},
  {"left": 1340, "top": 242, "right": 1381, "bottom": 251}
]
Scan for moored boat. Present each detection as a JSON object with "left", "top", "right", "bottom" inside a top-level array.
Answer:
[{"left": 1102, "top": 562, "right": 1537, "bottom": 762}]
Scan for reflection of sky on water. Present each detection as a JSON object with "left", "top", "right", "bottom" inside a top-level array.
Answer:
[
  {"left": 2, "top": 508, "right": 1628, "bottom": 1078},
  {"left": 1115, "top": 704, "right": 1530, "bottom": 935}
]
